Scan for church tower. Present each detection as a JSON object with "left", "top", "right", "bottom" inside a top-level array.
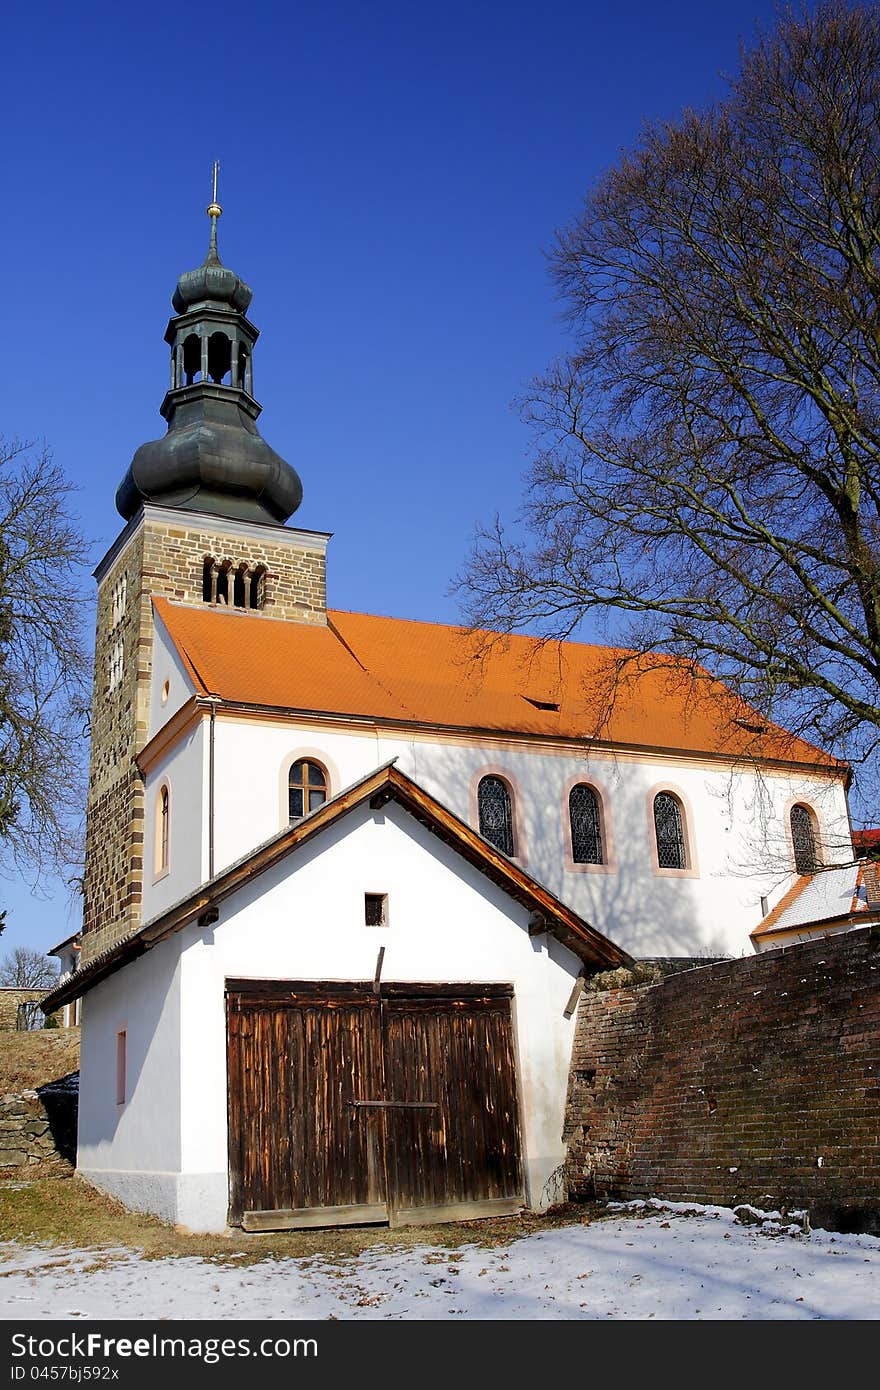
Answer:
[{"left": 81, "top": 179, "right": 328, "bottom": 963}]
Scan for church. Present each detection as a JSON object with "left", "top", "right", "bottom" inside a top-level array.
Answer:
[{"left": 43, "top": 191, "right": 854, "bottom": 1233}]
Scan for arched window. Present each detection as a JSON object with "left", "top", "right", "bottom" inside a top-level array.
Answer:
[
  {"left": 790, "top": 804, "right": 819, "bottom": 873},
  {"left": 478, "top": 775, "right": 515, "bottom": 856},
  {"left": 157, "top": 785, "right": 170, "bottom": 874},
  {"left": 183, "top": 333, "right": 201, "bottom": 384},
  {"left": 653, "top": 791, "right": 687, "bottom": 870},
  {"left": 288, "top": 759, "right": 329, "bottom": 822},
  {"left": 569, "top": 784, "right": 603, "bottom": 864},
  {"left": 202, "top": 557, "right": 265, "bottom": 610},
  {"left": 207, "top": 331, "right": 232, "bottom": 384}
]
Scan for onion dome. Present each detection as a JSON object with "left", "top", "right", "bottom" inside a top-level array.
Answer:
[
  {"left": 115, "top": 174, "right": 303, "bottom": 527},
  {"left": 171, "top": 220, "right": 253, "bottom": 316}
]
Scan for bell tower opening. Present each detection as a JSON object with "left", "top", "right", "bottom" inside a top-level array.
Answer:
[
  {"left": 183, "top": 333, "right": 202, "bottom": 385},
  {"left": 208, "top": 332, "right": 232, "bottom": 384}
]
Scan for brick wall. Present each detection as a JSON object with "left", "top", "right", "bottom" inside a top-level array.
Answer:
[
  {"left": 81, "top": 507, "right": 328, "bottom": 963},
  {"left": 564, "top": 927, "right": 880, "bottom": 1231}
]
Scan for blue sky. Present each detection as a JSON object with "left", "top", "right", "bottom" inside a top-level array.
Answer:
[{"left": 2, "top": 0, "right": 785, "bottom": 956}]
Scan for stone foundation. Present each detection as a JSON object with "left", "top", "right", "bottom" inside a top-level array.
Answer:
[{"left": 0, "top": 1080, "right": 78, "bottom": 1168}]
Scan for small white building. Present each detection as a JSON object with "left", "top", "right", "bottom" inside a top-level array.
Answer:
[
  {"left": 49, "top": 764, "right": 626, "bottom": 1232},
  {"left": 751, "top": 859, "right": 880, "bottom": 950},
  {"left": 47, "top": 933, "right": 81, "bottom": 1028}
]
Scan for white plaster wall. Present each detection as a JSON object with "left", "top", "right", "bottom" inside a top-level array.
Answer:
[
  {"left": 141, "top": 723, "right": 208, "bottom": 920},
  {"left": 149, "top": 613, "right": 197, "bottom": 735},
  {"left": 77, "top": 939, "right": 183, "bottom": 1224},
  {"left": 209, "top": 715, "right": 852, "bottom": 957},
  {"left": 168, "top": 800, "right": 582, "bottom": 1231}
]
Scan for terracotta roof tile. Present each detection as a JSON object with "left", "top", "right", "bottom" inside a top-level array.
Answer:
[
  {"left": 853, "top": 828, "right": 880, "bottom": 849},
  {"left": 153, "top": 598, "right": 842, "bottom": 767}
]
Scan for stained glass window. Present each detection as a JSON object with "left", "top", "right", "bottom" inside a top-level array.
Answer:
[
  {"left": 654, "top": 792, "right": 687, "bottom": 870},
  {"left": 478, "top": 775, "right": 515, "bottom": 856},
  {"left": 569, "top": 784, "right": 603, "bottom": 864},
  {"left": 790, "top": 804, "right": 818, "bottom": 873},
  {"left": 289, "top": 759, "right": 328, "bottom": 821}
]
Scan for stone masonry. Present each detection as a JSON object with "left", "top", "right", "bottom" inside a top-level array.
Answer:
[
  {"left": 0, "top": 990, "right": 58, "bottom": 1031},
  {"left": 81, "top": 505, "right": 328, "bottom": 963},
  {"left": 0, "top": 1085, "right": 78, "bottom": 1168},
  {"left": 564, "top": 926, "right": 880, "bottom": 1231}
]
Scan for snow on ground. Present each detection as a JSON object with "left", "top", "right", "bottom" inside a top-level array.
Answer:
[{"left": 0, "top": 1202, "right": 878, "bottom": 1321}]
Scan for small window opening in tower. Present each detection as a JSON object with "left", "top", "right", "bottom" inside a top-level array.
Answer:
[
  {"left": 208, "top": 332, "right": 232, "bottom": 385},
  {"left": 202, "top": 557, "right": 215, "bottom": 603},
  {"left": 249, "top": 565, "right": 266, "bottom": 609},
  {"left": 233, "top": 564, "right": 247, "bottom": 609},
  {"left": 215, "top": 562, "right": 231, "bottom": 605},
  {"left": 183, "top": 333, "right": 202, "bottom": 385},
  {"left": 202, "top": 557, "right": 265, "bottom": 611}
]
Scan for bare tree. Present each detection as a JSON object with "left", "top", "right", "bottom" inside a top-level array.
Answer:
[
  {"left": 0, "top": 438, "right": 90, "bottom": 883},
  {"left": 460, "top": 4, "right": 880, "bottom": 796},
  {"left": 0, "top": 946, "right": 59, "bottom": 990}
]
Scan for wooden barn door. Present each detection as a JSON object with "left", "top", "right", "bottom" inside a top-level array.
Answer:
[
  {"left": 227, "top": 986, "right": 389, "bottom": 1229},
  {"left": 382, "top": 993, "right": 524, "bottom": 1226},
  {"left": 226, "top": 982, "right": 525, "bottom": 1230}
]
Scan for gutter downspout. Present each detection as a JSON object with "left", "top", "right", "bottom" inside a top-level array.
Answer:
[{"left": 199, "top": 695, "right": 223, "bottom": 882}]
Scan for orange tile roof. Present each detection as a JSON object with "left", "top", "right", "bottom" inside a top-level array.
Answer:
[
  {"left": 153, "top": 598, "right": 842, "bottom": 768},
  {"left": 853, "top": 828, "right": 880, "bottom": 849}
]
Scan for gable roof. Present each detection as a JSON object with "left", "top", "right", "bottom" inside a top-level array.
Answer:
[
  {"left": 152, "top": 598, "right": 841, "bottom": 770},
  {"left": 42, "top": 763, "right": 630, "bottom": 1014},
  {"left": 751, "top": 860, "right": 880, "bottom": 942}
]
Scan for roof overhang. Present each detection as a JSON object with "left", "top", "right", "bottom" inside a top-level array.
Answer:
[
  {"left": 43, "top": 763, "right": 631, "bottom": 1013},
  {"left": 751, "top": 906, "right": 880, "bottom": 944}
]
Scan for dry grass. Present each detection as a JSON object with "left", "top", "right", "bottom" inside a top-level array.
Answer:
[
  {"left": 0, "top": 1171, "right": 602, "bottom": 1265},
  {"left": 0, "top": 1028, "right": 80, "bottom": 1094}
]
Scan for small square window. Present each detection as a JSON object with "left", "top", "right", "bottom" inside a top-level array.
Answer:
[{"left": 364, "top": 893, "right": 387, "bottom": 927}]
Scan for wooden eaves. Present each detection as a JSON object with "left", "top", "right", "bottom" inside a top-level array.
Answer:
[{"left": 43, "top": 761, "right": 631, "bottom": 1014}]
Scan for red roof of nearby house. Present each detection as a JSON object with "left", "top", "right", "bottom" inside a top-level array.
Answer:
[
  {"left": 152, "top": 599, "right": 843, "bottom": 769},
  {"left": 751, "top": 860, "right": 880, "bottom": 942},
  {"left": 853, "top": 829, "right": 880, "bottom": 849}
]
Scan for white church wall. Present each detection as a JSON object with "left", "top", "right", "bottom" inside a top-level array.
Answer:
[
  {"left": 173, "top": 800, "right": 584, "bottom": 1232},
  {"left": 141, "top": 724, "right": 208, "bottom": 920},
  {"left": 149, "top": 611, "right": 198, "bottom": 735},
  {"left": 208, "top": 715, "right": 852, "bottom": 958},
  {"left": 77, "top": 939, "right": 183, "bottom": 1224}
]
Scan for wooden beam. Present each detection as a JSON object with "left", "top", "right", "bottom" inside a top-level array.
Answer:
[
  {"left": 227, "top": 980, "right": 515, "bottom": 1001},
  {"left": 241, "top": 1203, "right": 388, "bottom": 1232},
  {"left": 563, "top": 971, "right": 587, "bottom": 1020},
  {"left": 373, "top": 945, "right": 385, "bottom": 995},
  {"left": 390, "top": 1196, "right": 524, "bottom": 1228}
]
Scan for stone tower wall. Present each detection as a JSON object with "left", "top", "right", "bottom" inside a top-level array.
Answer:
[
  {"left": 81, "top": 508, "right": 327, "bottom": 963},
  {"left": 81, "top": 531, "right": 147, "bottom": 963}
]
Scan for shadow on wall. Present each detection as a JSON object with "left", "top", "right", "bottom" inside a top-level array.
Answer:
[
  {"left": 386, "top": 739, "right": 717, "bottom": 958},
  {"left": 36, "top": 1073, "right": 79, "bottom": 1165}
]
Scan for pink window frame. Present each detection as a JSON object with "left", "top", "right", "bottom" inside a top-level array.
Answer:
[
  {"left": 470, "top": 766, "right": 528, "bottom": 865},
  {"left": 647, "top": 783, "right": 699, "bottom": 878},
  {"left": 563, "top": 775, "right": 616, "bottom": 874}
]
